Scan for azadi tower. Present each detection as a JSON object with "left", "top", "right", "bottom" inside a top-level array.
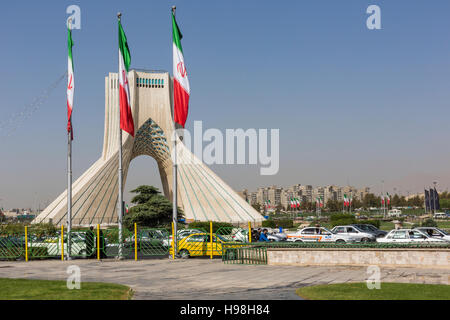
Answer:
[{"left": 33, "top": 70, "right": 264, "bottom": 226}]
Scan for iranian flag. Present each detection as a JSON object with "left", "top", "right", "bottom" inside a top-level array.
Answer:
[
  {"left": 320, "top": 197, "right": 324, "bottom": 208},
  {"left": 118, "top": 18, "right": 135, "bottom": 137},
  {"left": 381, "top": 194, "right": 385, "bottom": 205},
  {"left": 343, "top": 194, "right": 349, "bottom": 207},
  {"left": 386, "top": 193, "right": 391, "bottom": 205},
  {"left": 172, "top": 11, "right": 190, "bottom": 127},
  {"left": 67, "top": 24, "right": 74, "bottom": 139},
  {"left": 295, "top": 198, "right": 300, "bottom": 208}
]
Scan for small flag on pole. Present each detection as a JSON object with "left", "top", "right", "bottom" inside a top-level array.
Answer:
[
  {"left": 118, "top": 18, "right": 135, "bottom": 137},
  {"left": 172, "top": 10, "right": 190, "bottom": 127},
  {"left": 67, "top": 23, "right": 74, "bottom": 139}
]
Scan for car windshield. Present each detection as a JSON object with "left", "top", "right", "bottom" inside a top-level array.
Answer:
[
  {"left": 352, "top": 226, "right": 365, "bottom": 232},
  {"left": 437, "top": 228, "right": 449, "bottom": 235}
]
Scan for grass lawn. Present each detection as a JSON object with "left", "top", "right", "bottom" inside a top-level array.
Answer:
[
  {"left": 0, "top": 278, "right": 133, "bottom": 300},
  {"left": 296, "top": 282, "right": 450, "bottom": 300}
]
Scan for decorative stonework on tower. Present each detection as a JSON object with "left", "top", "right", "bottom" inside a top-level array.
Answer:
[{"left": 33, "top": 70, "right": 264, "bottom": 226}]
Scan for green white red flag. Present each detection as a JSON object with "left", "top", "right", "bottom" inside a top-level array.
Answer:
[
  {"left": 118, "top": 18, "right": 135, "bottom": 137},
  {"left": 67, "top": 24, "right": 74, "bottom": 139},
  {"left": 343, "top": 194, "right": 349, "bottom": 207},
  {"left": 172, "top": 12, "right": 190, "bottom": 127}
]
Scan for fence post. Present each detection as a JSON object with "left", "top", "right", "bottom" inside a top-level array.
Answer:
[
  {"left": 97, "top": 224, "right": 100, "bottom": 260},
  {"left": 210, "top": 221, "right": 213, "bottom": 259},
  {"left": 61, "top": 225, "right": 64, "bottom": 261},
  {"left": 134, "top": 223, "right": 138, "bottom": 261},
  {"left": 248, "top": 222, "right": 252, "bottom": 243},
  {"left": 171, "top": 222, "right": 175, "bottom": 259},
  {"left": 25, "top": 226, "right": 28, "bottom": 262}
]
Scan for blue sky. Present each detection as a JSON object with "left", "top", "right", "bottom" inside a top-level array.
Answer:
[{"left": 1, "top": 0, "right": 450, "bottom": 209}]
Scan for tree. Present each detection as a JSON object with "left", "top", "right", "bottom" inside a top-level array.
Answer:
[
  {"left": 252, "top": 203, "right": 261, "bottom": 212},
  {"left": 362, "top": 193, "right": 379, "bottom": 208},
  {"left": 123, "top": 185, "right": 183, "bottom": 230},
  {"left": 326, "top": 200, "right": 340, "bottom": 212}
]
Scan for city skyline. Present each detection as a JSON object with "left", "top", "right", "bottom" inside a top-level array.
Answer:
[{"left": 1, "top": 1, "right": 450, "bottom": 209}]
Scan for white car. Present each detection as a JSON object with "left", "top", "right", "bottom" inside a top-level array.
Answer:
[
  {"left": 331, "top": 225, "right": 376, "bottom": 242},
  {"left": 414, "top": 227, "right": 450, "bottom": 242},
  {"left": 286, "top": 227, "right": 357, "bottom": 243},
  {"left": 376, "top": 229, "right": 446, "bottom": 243}
]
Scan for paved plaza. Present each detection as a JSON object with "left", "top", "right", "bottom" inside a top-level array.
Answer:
[{"left": 0, "top": 258, "right": 448, "bottom": 299}]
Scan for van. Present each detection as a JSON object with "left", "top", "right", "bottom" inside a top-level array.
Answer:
[
  {"left": 387, "top": 209, "right": 402, "bottom": 217},
  {"left": 433, "top": 212, "right": 448, "bottom": 219}
]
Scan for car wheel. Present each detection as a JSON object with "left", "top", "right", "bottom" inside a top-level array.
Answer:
[
  {"left": 336, "top": 239, "right": 345, "bottom": 243},
  {"left": 361, "top": 238, "right": 370, "bottom": 243},
  {"left": 179, "top": 249, "right": 190, "bottom": 259}
]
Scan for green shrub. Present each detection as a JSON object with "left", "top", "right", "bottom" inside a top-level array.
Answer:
[
  {"left": 188, "top": 221, "right": 233, "bottom": 233},
  {"left": 421, "top": 219, "right": 437, "bottom": 227},
  {"left": 262, "top": 219, "right": 293, "bottom": 229},
  {"left": 364, "top": 220, "right": 380, "bottom": 228},
  {"left": 262, "top": 220, "right": 277, "bottom": 228},
  {"left": 275, "top": 219, "right": 294, "bottom": 228},
  {"left": 329, "top": 213, "right": 357, "bottom": 227}
]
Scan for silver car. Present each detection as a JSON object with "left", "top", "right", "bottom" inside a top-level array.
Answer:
[
  {"left": 377, "top": 229, "right": 446, "bottom": 243},
  {"left": 331, "top": 225, "right": 376, "bottom": 242},
  {"left": 414, "top": 227, "right": 450, "bottom": 242},
  {"left": 287, "top": 227, "right": 357, "bottom": 243}
]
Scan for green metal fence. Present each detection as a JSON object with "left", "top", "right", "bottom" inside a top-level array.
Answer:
[
  {"left": 172, "top": 228, "right": 209, "bottom": 258},
  {"left": 0, "top": 235, "right": 25, "bottom": 260},
  {"left": 222, "top": 244, "right": 268, "bottom": 265},
  {"left": 68, "top": 230, "right": 96, "bottom": 258},
  {"left": 138, "top": 228, "right": 170, "bottom": 256},
  {"left": 222, "top": 241, "right": 450, "bottom": 265},
  {"left": 27, "top": 227, "right": 61, "bottom": 259},
  {"left": 101, "top": 228, "right": 134, "bottom": 259}
]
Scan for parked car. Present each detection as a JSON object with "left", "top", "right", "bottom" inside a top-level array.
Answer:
[
  {"left": 169, "top": 233, "right": 239, "bottom": 258},
  {"left": 331, "top": 225, "right": 376, "bottom": 242},
  {"left": 28, "top": 232, "right": 90, "bottom": 257},
  {"left": 126, "top": 229, "right": 169, "bottom": 250},
  {"left": 286, "top": 227, "right": 357, "bottom": 243},
  {"left": 433, "top": 212, "right": 449, "bottom": 219},
  {"left": 267, "top": 231, "right": 288, "bottom": 242},
  {"left": 376, "top": 229, "right": 446, "bottom": 243},
  {"left": 387, "top": 209, "right": 402, "bottom": 217},
  {"left": 169, "top": 229, "right": 204, "bottom": 245},
  {"left": 351, "top": 224, "right": 387, "bottom": 238},
  {"left": 414, "top": 227, "right": 450, "bottom": 242},
  {"left": 219, "top": 228, "right": 249, "bottom": 242}
]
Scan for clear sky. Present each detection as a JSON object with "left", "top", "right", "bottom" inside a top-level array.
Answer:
[{"left": 1, "top": 0, "right": 450, "bottom": 209}]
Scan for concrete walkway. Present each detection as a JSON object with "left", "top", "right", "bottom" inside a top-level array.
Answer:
[{"left": 0, "top": 258, "right": 448, "bottom": 299}]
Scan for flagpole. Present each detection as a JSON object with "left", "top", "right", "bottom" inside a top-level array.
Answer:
[
  {"left": 117, "top": 12, "right": 124, "bottom": 260},
  {"left": 171, "top": 6, "right": 179, "bottom": 258},
  {"left": 66, "top": 18, "right": 73, "bottom": 261},
  {"left": 424, "top": 188, "right": 427, "bottom": 214}
]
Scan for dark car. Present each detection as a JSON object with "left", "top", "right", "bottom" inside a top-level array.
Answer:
[{"left": 352, "top": 224, "right": 387, "bottom": 238}]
